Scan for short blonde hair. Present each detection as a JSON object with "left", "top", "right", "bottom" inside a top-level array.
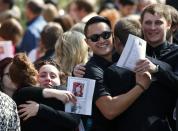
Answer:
[{"left": 55, "top": 31, "right": 88, "bottom": 76}]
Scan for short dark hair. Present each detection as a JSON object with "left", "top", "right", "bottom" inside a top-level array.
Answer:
[
  {"left": 41, "top": 22, "right": 63, "bottom": 50},
  {"left": 119, "top": 0, "right": 138, "bottom": 6},
  {"left": 34, "top": 59, "right": 60, "bottom": 71},
  {"left": 2, "top": 0, "right": 15, "bottom": 9},
  {"left": 53, "top": 15, "right": 74, "bottom": 32},
  {"left": 71, "top": 0, "right": 93, "bottom": 14},
  {"left": 84, "top": 16, "right": 111, "bottom": 36},
  {"left": 114, "top": 18, "right": 141, "bottom": 45},
  {"left": 44, "top": 0, "right": 58, "bottom": 7},
  {"left": 26, "top": 0, "right": 43, "bottom": 15},
  {"left": 34, "top": 59, "right": 66, "bottom": 85}
]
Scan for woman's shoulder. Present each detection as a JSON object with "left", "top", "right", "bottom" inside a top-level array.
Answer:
[{"left": 13, "top": 86, "right": 43, "bottom": 105}]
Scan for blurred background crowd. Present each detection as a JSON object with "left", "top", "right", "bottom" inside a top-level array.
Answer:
[{"left": 0, "top": 0, "right": 178, "bottom": 131}]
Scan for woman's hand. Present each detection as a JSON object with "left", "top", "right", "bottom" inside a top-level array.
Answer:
[
  {"left": 134, "top": 58, "right": 158, "bottom": 74},
  {"left": 18, "top": 101, "right": 39, "bottom": 121},
  {"left": 43, "top": 89, "right": 77, "bottom": 104},
  {"left": 55, "top": 90, "right": 77, "bottom": 104}
]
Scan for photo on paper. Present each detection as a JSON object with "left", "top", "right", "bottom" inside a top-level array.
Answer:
[
  {"left": 72, "top": 82, "right": 84, "bottom": 97},
  {"left": 65, "top": 76, "right": 95, "bottom": 115},
  {"left": 70, "top": 101, "right": 85, "bottom": 114},
  {"left": 0, "top": 41, "right": 14, "bottom": 60}
]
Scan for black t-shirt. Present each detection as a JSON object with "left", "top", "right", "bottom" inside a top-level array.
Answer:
[{"left": 83, "top": 54, "right": 114, "bottom": 131}]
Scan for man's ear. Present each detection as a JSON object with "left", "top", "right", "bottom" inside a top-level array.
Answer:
[{"left": 114, "top": 37, "right": 124, "bottom": 54}]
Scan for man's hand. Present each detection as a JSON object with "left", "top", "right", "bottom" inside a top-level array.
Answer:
[
  {"left": 43, "top": 89, "right": 77, "bottom": 104},
  {"left": 134, "top": 58, "right": 158, "bottom": 74},
  {"left": 55, "top": 90, "right": 77, "bottom": 104},
  {"left": 136, "top": 71, "right": 152, "bottom": 90},
  {"left": 73, "top": 64, "right": 86, "bottom": 77}
]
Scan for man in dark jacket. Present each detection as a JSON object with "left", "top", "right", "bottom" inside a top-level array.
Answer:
[{"left": 105, "top": 4, "right": 178, "bottom": 131}]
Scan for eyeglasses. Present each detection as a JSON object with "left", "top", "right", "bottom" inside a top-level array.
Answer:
[{"left": 87, "top": 31, "right": 112, "bottom": 42}]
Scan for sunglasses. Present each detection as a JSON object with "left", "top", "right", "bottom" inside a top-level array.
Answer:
[{"left": 87, "top": 31, "right": 112, "bottom": 42}]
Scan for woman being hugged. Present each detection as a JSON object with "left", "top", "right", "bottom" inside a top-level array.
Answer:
[{"left": 0, "top": 53, "right": 79, "bottom": 131}]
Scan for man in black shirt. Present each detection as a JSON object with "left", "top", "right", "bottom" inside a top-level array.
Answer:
[{"left": 82, "top": 16, "right": 151, "bottom": 131}]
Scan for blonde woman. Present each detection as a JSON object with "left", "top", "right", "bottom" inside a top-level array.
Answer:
[{"left": 55, "top": 31, "right": 88, "bottom": 83}]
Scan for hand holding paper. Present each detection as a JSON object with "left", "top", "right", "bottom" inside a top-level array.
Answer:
[
  {"left": 65, "top": 76, "right": 95, "bottom": 115},
  {"left": 116, "top": 34, "right": 147, "bottom": 71}
]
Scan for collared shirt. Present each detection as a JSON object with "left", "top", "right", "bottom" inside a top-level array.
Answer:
[
  {"left": 0, "top": 91, "right": 20, "bottom": 131},
  {"left": 84, "top": 54, "right": 113, "bottom": 102},
  {"left": 147, "top": 42, "right": 170, "bottom": 59}
]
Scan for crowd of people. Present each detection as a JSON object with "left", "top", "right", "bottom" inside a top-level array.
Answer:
[{"left": 0, "top": 0, "right": 178, "bottom": 131}]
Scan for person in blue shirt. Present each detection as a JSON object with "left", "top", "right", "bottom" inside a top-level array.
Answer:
[{"left": 17, "top": 0, "right": 47, "bottom": 54}]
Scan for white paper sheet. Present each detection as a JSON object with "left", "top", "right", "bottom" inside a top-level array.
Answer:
[
  {"left": 0, "top": 41, "right": 14, "bottom": 60},
  {"left": 116, "top": 34, "right": 147, "bottom": 71},
  {"left": 65, "top": 76, "right": 95, "bottom": 115}
]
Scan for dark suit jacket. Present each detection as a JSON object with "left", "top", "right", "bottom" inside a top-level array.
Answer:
[{"left": 104, "top": 43, "right": 178, "bottom": 131}]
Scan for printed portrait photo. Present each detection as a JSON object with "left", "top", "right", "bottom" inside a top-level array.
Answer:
[{"left": 72, "top": 82, "right": 84, "bottom": 97}]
